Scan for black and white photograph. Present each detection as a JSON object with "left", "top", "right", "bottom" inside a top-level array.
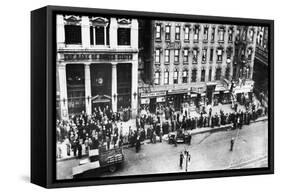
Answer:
[{"left": 55, "top": 13, "right": 270, "bottom": 180}]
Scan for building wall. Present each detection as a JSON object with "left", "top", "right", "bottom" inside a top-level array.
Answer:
[{"left": 148, "top": 21, "right": 258, "bottom": 92}]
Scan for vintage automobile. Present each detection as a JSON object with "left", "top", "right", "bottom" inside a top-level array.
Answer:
[{"left": 72, "top": 146, "right": 124, "bottom": 178}]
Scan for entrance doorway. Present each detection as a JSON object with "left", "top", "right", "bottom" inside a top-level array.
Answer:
[{"left": 117, "top": 63, "right": 132, "bottom": 110}]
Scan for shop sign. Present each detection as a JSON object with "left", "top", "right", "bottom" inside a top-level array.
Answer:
[
  {"left": 156, "top": 97, "right": 166, "bottom": 102},
  {"left": 166, "top": 42, "right": 181, "bottom": 49},
  {"left": 141, "top": 98, "right": 150, "bottom": 104},
  {"left": 64, "top": 53, "right": 133, "bottom": 61},
  {"left": 140, "top": 91, "right": 166, "bottom": 98}
]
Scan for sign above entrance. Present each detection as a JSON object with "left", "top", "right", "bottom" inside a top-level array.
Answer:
[
  {"left": 63, "top": 53, "right": 133, "bottom": 62},
  {"left": 140, "top": 91, "right": 166, "bottom": 98}
]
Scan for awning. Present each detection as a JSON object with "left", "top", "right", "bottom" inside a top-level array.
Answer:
[{"left": 92, "top": 95, "right": 111, "bottom": 104}]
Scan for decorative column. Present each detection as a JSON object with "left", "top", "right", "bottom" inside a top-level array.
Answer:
[
  {"left": 131, "top": 59, "right": 138, "bottom": 118},
  {"left": 81, "top": 16, "right": 90, "bottom": 48},
  {"left": 56, "top": 14, "right": 65, "bottom": 49},
  {"left": 84, "top": 63, "right": 92, "bottom": 115},
  {"left": 131, "top": 19, "right": 138, "bottom": 48},
  {"left": 58, "top": 63, "right": 68, "bottom": 120},
  {"left": 110, "top": 18, "right": 117, "bottom": 48},
  {"left": 111, "top": 63, "right": 118, "bottom": 113}
]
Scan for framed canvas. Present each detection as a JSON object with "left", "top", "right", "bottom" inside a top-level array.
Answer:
[{"left": 31, "top": 5, "right": 274, "bottom": 188}]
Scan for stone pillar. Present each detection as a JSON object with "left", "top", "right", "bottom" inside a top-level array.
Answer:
[
  {"left": 131, "top": 59, "right": 138, "bottom": 118},
  {"left": 81, "top": 16, "right": 90, "bottom": 48},
  {"left": 110, "top": 18, "right": 118, "bottom": 48},
  {"left": 131, "top": 19, "right": 138, "bottom": 48},
  {"left": 56, "top": 15, "right": 65, "bottom": 49},
  {"left": 111, "top": 62, "right": 118, "bottom": 113},
  {"left": 58, "top": 64, "right": 68, "bottom": 120},
  {"left": 85, "top": 63, "right": 92, "bottom": 115}
]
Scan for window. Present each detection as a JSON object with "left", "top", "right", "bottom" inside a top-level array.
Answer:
[
  {"left": 228, "top": 27, "right": 233, "bottom": 42},
  {"left": 165, "top": 25, "right": 171, "bottom": 41},
  {"left": 208, "top": 69, "right": 212, "bottom": 81},
  {"left": 210, "top": 48, "right": 214, "bottom": 62},
  {"left": 165, "top": 49, "right": 170, "bottom": 63},
  {"left": 226, "top": 47, "right": 232, "bottom": 61},
  {"left": 211, "top": 27, "right": 215, "bottom": 42},
  {"left": 201, "top": 69, "right": 206, "bottom": 82},
  {"left": 217, "top": 48, "right": 223, "bottom": 62},
  {"left": 249, "top": 29, "right": 254, "bottom": 42},
  {"left": 118, "top": 28, "right": 131, "bottom": 45},
  {"left": 174, "top": 49, "right": 179, "bottom": 63},
  {"left": 184, "top": 26, "right": 190, "bottom": 41},
  {"left": 155, "top": 49, "right": 160, "bottom": 63},
  {"left": 173, "top": 70, "right": 178, "bottom": 84},
  {"left": 247, "top": 48, "right": 253, "bottom": 60},
  {"left": 215, "top": 67, "right": 222, "bottom": 80},
  {"left": 203, "top": 27, "right": 208, "bottom": 41},
  {"left": 95, "top": 26, "right": 105, "bottom": 45},
  {"left": 242, "top": 29, "right": 247, "bottom": 41},
  {"left": 156, "top": 24, "right": 161, "bottom": 40},
  {"left": 194, "top": 26, "right": 199, "bottom": 42},
  {"left": 65, "top": 25, "right": 82, "bottom": 44},
  {"left": 225, "top": 66, "right": 230, "bottom": 80},
  {"left": 183, "top": 48, "right": 189, "bottom": 63},
  {"left": 218, "top": 28, "right": 225, "bottom": 42},
  {"left": 236, "top": 29, "right": 241, "bottom": 41},
  {"left": 154, "top": 71, "right": 160, "bottom": 85},
  {"left": 175, "top": 26, "right": 180, "bottom": 41},
  {"left": 191, "top": 69, "right": 197, "bottom": 82},
  {"left": 90, "top": 24, "right": 109, "bottom": 46},
  {"left": 202, "top": 48, "right": 207, "bottom": 62},
  {"left": 164, "top": 70, "right": 169, "bottom": 85},
  {"left": 192, "top": 49, "right": 198, "bottom": 64},
  {"left": 182, "top": 70, "right": 188, "bottom": 83}
]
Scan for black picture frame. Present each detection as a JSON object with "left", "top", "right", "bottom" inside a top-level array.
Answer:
[{"left": 31, "top": 5, "right": 274, "bottom": 188}]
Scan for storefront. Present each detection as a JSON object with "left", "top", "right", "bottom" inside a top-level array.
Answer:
[{"left": 140, "top": 91, "right": 166, "bottom": 113}]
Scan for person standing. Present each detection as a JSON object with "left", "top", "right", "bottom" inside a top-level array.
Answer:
[
  {"left": 230, "top": 137, "right": 235, "bottom": 151},
  {"left": 179, "top": 152, "right": 184, "bottom": 169}
]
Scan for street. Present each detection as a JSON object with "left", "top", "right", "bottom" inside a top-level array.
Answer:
[{"left": 56, "top": 120, "right": 268, "bottom": 179}]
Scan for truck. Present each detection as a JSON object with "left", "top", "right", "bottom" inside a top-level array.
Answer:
[{"left": 72, "top": 146, "right": 124, "bottom": 178}]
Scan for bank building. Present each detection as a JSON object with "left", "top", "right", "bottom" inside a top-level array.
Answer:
[{"left": 56, "top": 14, "right": 139, "bottom": 120}]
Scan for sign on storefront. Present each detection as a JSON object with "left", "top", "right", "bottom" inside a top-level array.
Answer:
[
  {"left": 63, "top": 53, "right": 133, "bottom": 61},
  {"left": 140, "top": 91, "right": 166, "bottom": 98},
  {"left": 140, "top": 98, "right": 150, "bottom": 104}
]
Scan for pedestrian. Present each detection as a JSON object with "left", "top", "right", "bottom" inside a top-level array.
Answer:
[
  {"left": 77, "top": 140, "right": 82, "bottom": 159},
  {"left": 179, "top": 152, "right": 184, "bottom": 168},
  {"left": 230, "top": 137, "right": 235, "bottom": 151}
]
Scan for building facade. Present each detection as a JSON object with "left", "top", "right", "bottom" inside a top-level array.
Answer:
[
  {"left": 139, "top": 21, "right": 258, "bottom": 112},
  {"left": 56, "top": 14, "right": 139, "bottom": 120}
]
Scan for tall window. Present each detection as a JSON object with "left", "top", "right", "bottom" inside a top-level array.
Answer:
[
  {"left": 217, "top": 48, "right": 223, "bottom": 62},
  {"left": 218, "top": 27, "right": 225, "bottom": 42},
  {"left": 118, "top": 28, "right": 130, "bottom": 45},
  {"left": 174, "top": 49, "right": 179, "bottom": 63},
  {"left": 236, "top": 29, "right": 241, "bottom": 41},
  {"left": 95, "top": 26, "right": 105, "bottom": 45},
  {"left": 192, "top": 49, "right": 198, "bottom": 64},
  {"left": 184, "top": 26, "right": 190, "bottom": 41},
  {"left": 228, "top": 27, "right": 233, "bottom": 42},
  {"left": 154, "top": 71, "right": 160, "bottom": 85},
  {"left": 165, "top": 49, "right": 170, "bottom": 63},
  {"left": 182, "top": 70, "right": 188, "bottom": 83},
  {"left": 208, "top": 69, "right": 212, "bottom": 81},
  {"left": 173, "top": 70, "right": 178, "bottom": 84},
  {"left": 183, "top": 48, "right": 189, "bottom": 63},
  {"left": 156, "top": 24, "right": 161, "bottom": 40},
  {"left": 210, "top": 48, "right": 214, "bottom": 62},
  {"left": 175, "top": 26, "right": 181, "bottom": 41},
  {"left": 249, "top": 29, "right": 254, "bottom": 42},
  {"left": 191, "top": 69, "right": 197, "bottom": 82},
  {"left": 201, "top": 69, "right": 206, "bottom": 82},
  {"left": 242, "top": 29, "right": 247, "bottom": 41},
  {"left": 202, "top": 48, "right": 207, "bottom": 62},
  {"left": 165, "top": 25, "right": 171, "bottom": 41},
  {"left": 194, "top": 25, "right": 199, "bottom": 42},
  {"left": 203, "top": 27, "right": 208, "bottom": 41},
  {"left": 226, "top": 47, "right": 232, "bottom": 61},
  {"left": 225, "top": 66, "right": 230, "bottom": 80},
  {"left": 247, "top": 48, "right": 253, "bottom": 60},
  {"left": 155, "top": 49, "right": 160, "bottom": 63},
  {"left": 65, "top": 25, "right": 82, "bottom": 44},
  {"left": 164, "top": 70, "right": 169, "bottom": 85},
  {"left": 215, "top": 67, "right": 222, "bottom": 80},
  {"left": 211, "top": 27, "right": 215, "bottom": 42}
]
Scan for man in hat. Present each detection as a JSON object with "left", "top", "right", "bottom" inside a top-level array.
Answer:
[{"left": 230, "top": 137, "right": 235, "bottom": 151}]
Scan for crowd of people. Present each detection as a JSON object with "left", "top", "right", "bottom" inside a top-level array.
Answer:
[{"left": 56, "top": 94, "right": 267, "bottom": 159}]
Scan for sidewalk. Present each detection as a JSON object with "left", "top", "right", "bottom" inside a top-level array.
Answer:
[{"left": 57, "top": 115, "right": 268, "bottom": 162}]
